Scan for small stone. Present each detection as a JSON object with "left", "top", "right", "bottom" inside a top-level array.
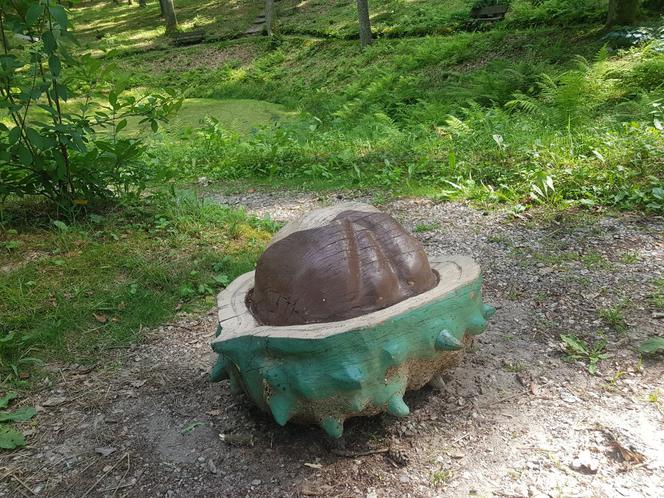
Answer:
[
  {"left": 251, "top": 479, "right": 261, "bottom": 486},
  {"left": 571, "top": 449, "right": 599, "bottom": 474},
  {"left": 206, "top": 459, "right": 217, "bottom": 474}
]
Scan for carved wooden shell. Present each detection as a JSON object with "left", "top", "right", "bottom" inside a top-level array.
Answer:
[{"left": 250, "top": 204, "right": 437, "bottom": 326}]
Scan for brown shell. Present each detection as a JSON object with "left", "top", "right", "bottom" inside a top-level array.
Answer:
[{"left": 250, "top": 210, "right": 437, "bottom": 326}]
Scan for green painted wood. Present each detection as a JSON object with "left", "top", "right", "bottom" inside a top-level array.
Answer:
[{"left": 211, "top": 274, "right": 494, "bottom": 437}]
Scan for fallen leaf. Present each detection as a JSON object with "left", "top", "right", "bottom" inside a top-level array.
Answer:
[
  {"left": 93, "top": 313, "right": 107, "bottom": 323},
  {"left": 0, "top": 406, "right": 37, "bottom": 422},
  {"left": 41, "top": 396, "right": 67, "bottom": 407},
  {"left": 304, "top": 462, "right": 323, "bottom": 469},
  {"left": 181, "top": 421, "right": 204, "bottom": 434},
  {"left": 529, "top": 382, "right": 540, "bottom": 396},
  {"left": 0, "top": 426, "right": 26, "bottom": 449},
  {"left": 219, "top": 433, "right": 254, "bottom": 447},
  {"left": 0, "top": 392, "right": 17, "bottom": 409},
  {"left": 95, "top": 447, "right": 117, "bottom": 457}
]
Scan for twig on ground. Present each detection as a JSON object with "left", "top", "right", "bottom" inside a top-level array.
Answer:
[
  {"left": 7, "top": 473, "right": 36, "bottom": 496},
  {"left": 330, "top": 447, "right": 389, "bottom": 458},
  {"left": 79, "top": 453, "right": 128, "bottom": 498},
  {"left": 112, "top": 453, "right": 131, "bottom": 497}
]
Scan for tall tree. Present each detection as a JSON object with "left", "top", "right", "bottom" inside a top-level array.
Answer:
[
  {"left": 265, "top": 0, "right": 275, "bottom": 37},
  {"left": 356, "top": 0, "right": 372, "bottom": 48},
  {"left": 139, "top": 0, "right": 146, "bottom": 7},
  {"left": 160, "top": 0, "right": 178, "bottom": 33},
  {"left": 606, "top": 0, "right": 639, "bottom": 26}
]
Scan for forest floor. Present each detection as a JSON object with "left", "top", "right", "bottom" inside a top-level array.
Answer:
[{"left": 1, "top": 190, "right": 663, "bottom": 498}]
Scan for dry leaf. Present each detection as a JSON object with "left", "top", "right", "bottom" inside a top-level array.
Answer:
[
  {"left": 304, "top": 462, "right": 323, "bottom": 469},
  {"left": 610, "top": 441, "right": 645, "bottom": 464},
  {"left": 93, "top": 313, "right": 107, "bottom": 323},
  {"left": 42, "top": 395, "right": 67, "bottom": 407}
]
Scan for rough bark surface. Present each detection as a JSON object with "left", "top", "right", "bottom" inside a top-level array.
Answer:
[
  {"left": 162, "top": 0, "right": 177, "bottom": 32},
  {"left": 265, "top": 0, "right": 275, "bottom": 36},
  {"left": 356, "top": 0, "right": 373, "bottom": 48},
  {"left": 251, "top": 210, "right": 437, "bottom": 326}
]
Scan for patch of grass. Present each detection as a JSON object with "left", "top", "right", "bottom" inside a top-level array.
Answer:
[
  {"left": 502, "top": 360, "right": 526, "bottom": 372},
  {"left": 431, "top": 468, "right": 453, "bottom": 486},
  {"left": 414, "top": 222, "right": 441, "bottom": 233},
  {"left": 127, "top": 98, "right": 298, "bottom": 137},
  {"left": 581, "top": 251, "right": 614, "bottom": 270},
  {"left": 618, "top": 251, "right": 641, "bottom": 264},
  {"left": 649, "top": 278, "right": 664, "bottom": 309},
  {"left": 0, "top": 191, "right": 274, "bottom": 382},
  {"left": 599, "top": 304, "right": 629, "bottom": 333}
]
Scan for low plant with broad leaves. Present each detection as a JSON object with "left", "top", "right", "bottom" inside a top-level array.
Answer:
[
  {"left": 560, "top": 334, "right": 609, "bottom": 375},
  {"left": 0, "top": 391, "right": 36, "bottom": 450}
]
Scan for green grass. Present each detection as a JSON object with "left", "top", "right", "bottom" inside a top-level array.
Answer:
[
  {"left": 0, "top": 191, "right": 275, "bottom": 381},
  {"left": 599, "top": 304, "right": 629, "bottom": 333},
  {"left": 108, "top": 24, "right": 663, "bottom": 212},
  {"left": 127, "top": 97, "right": 298, "bottom": 136},
  {"left": 650, "top": 278, "right": 664, "bottom": 310}
]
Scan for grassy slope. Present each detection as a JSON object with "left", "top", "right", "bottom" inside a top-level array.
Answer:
[
  {"left": 72, "top": 0, "right": 262, "bottom": 54},
  {"left": 115, "top": 24, "right": 663, "bottom": 210},
  {"left": 0, "top": 192, "right": 275, "bottom": 380}
]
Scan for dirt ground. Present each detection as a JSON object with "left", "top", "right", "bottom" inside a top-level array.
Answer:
[{"left": 2, "top": 191, "right": 663, "bottom": 498}]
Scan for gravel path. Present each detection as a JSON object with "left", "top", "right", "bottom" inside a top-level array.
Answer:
[{"left": 2, "top": 190, "right": 663, "bottom": 498}]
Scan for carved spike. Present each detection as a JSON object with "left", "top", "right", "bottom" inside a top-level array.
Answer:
[
  {"left": 482, "top": 304, "right": 496, "bottom": 319},
  {"left": 382, "top": 342, "right": 407, "bottom": 366},
  {"left": 387, "top": 395, "right": 410, "bottom": 417},
  {"left": 467, "top": 315, "right": 488, "bottom": 336},
  {"left": 331, "top": 365, "right": 365, "bottom": 390},
  {"left": 435, "top": 329, "right": 463, "bottom": 351},
  {"left": 320, "top": 416, "right": 344, "bottom": 438},
  {"left": 210, "top": 355, "right": 229, "bottom": 382},
  {"left": 268, "top": 394, "right": 295, "bottom": 426}
]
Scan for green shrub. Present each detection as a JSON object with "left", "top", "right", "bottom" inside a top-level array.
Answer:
[{"left": 0, "top": 1, "right": 180, "bottom": 213}]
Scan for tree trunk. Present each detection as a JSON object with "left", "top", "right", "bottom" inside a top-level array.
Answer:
[
  {"left": 161, "top": 0, "right": 178, "bottom": 33},
  {"left": 606, "top": 0, "right": 639, "bottom": 26},
  {"left": 356, "top": 0, "right": 372, "bottom": 48},
  {"left": 138, "top": 0, "right": 146, "bottom": 6},
  {"left": 265, "top": 0, "right": 275, "bottom": 37}
]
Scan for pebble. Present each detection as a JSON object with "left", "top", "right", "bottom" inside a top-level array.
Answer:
[{"left": 251, "top": 479, "right": 261, "bottom": 486}]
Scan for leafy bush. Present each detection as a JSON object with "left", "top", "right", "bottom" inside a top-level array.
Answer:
[{"left": 0, "top": 1, "right": 181, "bottom": 213}]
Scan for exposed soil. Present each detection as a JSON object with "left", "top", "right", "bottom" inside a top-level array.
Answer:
[{"left": 2, "top": 190, "right": 663, "bottom": 498}]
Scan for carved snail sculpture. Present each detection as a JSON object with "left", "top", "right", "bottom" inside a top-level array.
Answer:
[{"left": 210, "top": 202, "right": 495, "bottom": 438}]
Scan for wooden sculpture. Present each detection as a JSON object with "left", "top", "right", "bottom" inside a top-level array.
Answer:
[{"left": 210, "top": 202, "right": 494, "bottom": 437}]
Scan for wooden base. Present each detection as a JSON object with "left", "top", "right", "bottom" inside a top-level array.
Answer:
[{"left": 211, "top": 255, "right": 495, "bottom": 437}]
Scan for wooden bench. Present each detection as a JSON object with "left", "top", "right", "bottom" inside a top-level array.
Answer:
[
  {"left": 470, "top": 4, "right": 509, "bottom": 22},
  {"left": 171, "top": 29, "right": 205, "bottom": 46}
]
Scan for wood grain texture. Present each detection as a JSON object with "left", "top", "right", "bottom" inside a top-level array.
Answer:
[
  {"left": 251, "top": 209, "right": 437, "bottom": 326},
  {"left": 215, "top": 255, "right": 479, "bottom": 340}
]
